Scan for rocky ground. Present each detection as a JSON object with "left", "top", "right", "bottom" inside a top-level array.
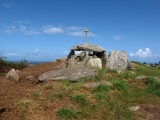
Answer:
[{"left": 0, "top": 61, "right": 160, "bottom": 120}]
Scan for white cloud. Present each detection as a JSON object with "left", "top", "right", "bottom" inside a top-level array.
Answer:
[
  {"left": 2, "top": 3, "right": 11, "bottom": 8},
  {"left": 4, "top": 30, "right": 13, "bottom": 33},
  {"left": 113, "top": 36, "right": 121, "bottom": 40},
  {"left": 19, "top": 25, "right": 27, "bottom": 32},
  {"left": 68, "top": 31, "right": 83, "bottom": 36},
  {"left": 33, "top": 49, "right": 39, "bottom": 54},
  {"left": 129, "top": 48, "right": 152, "bottom": 58},
  {"left": 25, "top": 30, "right": 41, "bottom": 35},
  {"left": 88, "top": 32, "right": 97, "bottom": 37},
  {"left": 42, "top": 26, "right": 64, "bottom": 34},
  {"left": 68, "top": 26, "right": 83, "bottom": 31},
  {"left": 6, "top": 53, "right": 23, "bottom": 56}
]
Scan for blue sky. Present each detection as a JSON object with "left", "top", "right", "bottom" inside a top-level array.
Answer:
[{"left": 0, "top": 0, "right": 160, "bottom": 63}]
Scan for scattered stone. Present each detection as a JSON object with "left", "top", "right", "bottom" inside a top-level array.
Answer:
[
  {"left": 135, "top": 76, "right": 147, "bottom": 80},
  {"left": 83, "top": 80, "right": 113, "bottom": 87},
  {"left": 7, "top": 68, "right": 20, "bottom": 82},
  {"left": 38, "top": 67, "right": 98, "bottom": 82},
  {"left": 106, "top": 50, "right": 131, "bottom": 73},
  {"left": 130, "top": 71, "right": 135, "bottom": 74},
  {"left": 26, "top": 76, "right": 34, "bottom": 80},
  {"left": 129, "top": 106, "right": 140, "bottom": 111}
]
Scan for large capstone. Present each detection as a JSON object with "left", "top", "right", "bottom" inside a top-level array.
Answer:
[
  {"left": 38, "top": 67, "right": 98, "bottom": 82},
  {"left": 106, "top": 50, "right": 131, "bottom": 73},
  {"left": 67, "top": 43, "right": 107, "bottom": 69}
]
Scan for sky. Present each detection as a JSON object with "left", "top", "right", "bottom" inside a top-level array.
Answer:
[{"left": 0, "top": 0, "right": 160, "bottom": 63}]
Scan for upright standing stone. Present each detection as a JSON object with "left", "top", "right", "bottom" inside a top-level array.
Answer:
[{"left": 106, "top": 50, "right": 130, "bottom": 73}]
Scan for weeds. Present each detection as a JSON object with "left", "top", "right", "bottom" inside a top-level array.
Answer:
[
  {"left": 92, "top": 84, "right": 109, "bottom": 93},
  {"left": 45, "top": 84, "right": 53, "bottom": 90},
  {"left": 145, "top": 81, "right": 160, "bottom": 97},
  {"left": 16, "top": 99, "right": 32, "bottom": 108},
  {"left": 114, "top": 80, "right": 127, "bottom": 91},
  {"left": 32, "top": 92, "right": 40, "bottom": 98},
  {"left": 70, "top": 94, "right": 88, "bottom": 106},
  {"left": 56, "top": 107, "right": 79, "bottom": 119},
  {"left": 47, "top": 93, "right": 54, "bottom": 101}
]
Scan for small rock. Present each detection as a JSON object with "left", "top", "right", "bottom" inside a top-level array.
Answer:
[
  {"left": 83, "top": 80, "right": 113, "bottom": 88},
  {"left": 26, "top": 76, "right": 34, "bottom": 80},
  {"left": 129, "top": 106, "right": 140, "bottom": 111},
  {"left": 7, "top": 68, "right": 20, "bottom": 82},
  {"left": 135, "top": 76, "right": 147, "bottom": 80}
]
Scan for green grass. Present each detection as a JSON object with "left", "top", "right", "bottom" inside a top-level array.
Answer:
[
  {"left": 45, "top": 84, "right": 53, "bottom": 90},
  {"left": 70, "top": 94, "right": 88, "bottom": 106},
  {"left": 114, "top": 80, "right": 128, "bottom": 91},
  {"left": 56, "top": 107, "right": 83, "bottom": 119},
  {"left": 32, "top": 92, "right": 40, "bottom": 98},
  {"left": 145, "top": 81, "right": 160, "bottom": 97},
  {"left": 92, "top": 84, "right": 109, "bottom": 93}
]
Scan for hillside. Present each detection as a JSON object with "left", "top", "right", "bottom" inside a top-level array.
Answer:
[{"left": 0, "top": 61, "right": 160, "bottom": 120}]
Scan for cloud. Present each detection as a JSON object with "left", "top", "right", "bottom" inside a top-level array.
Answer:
[
  {"left": 25, "top": 30, "right": 41, "bottom": 35},
  {"left": 42, "top": 26, "right": 64, "bottom": 34},
  {"left": 6, "top": 53, "right": 23, "bottom": 56},
  {"left": 2, "top": 3, "right": 11, "bottom": 8},
  {"left": 33, "top": 49, "right": 39, "bottom": 54},
  {"left": 4, "top": 30, "right": 13, "bottom": 34},
  {"left": 129, "top": 48, "right": 152, "bottom": 58},
  {"left": 67, "top": 26, "right": 83, "bottom": 31},
  {"left": 113, "top": 36, "right": 121, "bottom": 40},
  {"left": 68, "top": 31, "right": 83, "bottom": 36}
]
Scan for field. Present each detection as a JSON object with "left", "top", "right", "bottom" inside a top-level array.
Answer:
[{"left": 0, "top": 61, "right": 160, "bottom": 120}]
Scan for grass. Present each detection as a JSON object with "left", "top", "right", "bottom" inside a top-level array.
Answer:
[
  {"left": 45, "top": 84, "right": 53, "bottom": 90},
  {"left": 56, "top": 107, "right": 82, "bottom": 119},
  {"left": 32, "top": 92, "right": 40, "bottom": 98},
  {"left": 144, "top": 76, "right": 160, "bottom": 97},
  {"left": 16, "top": 99, "right": 32, "bottom": 108},
  {"left": 92, "top": 84, "right": 109, "bottom": 93},
  {"left": 70, "top": 94, "right": 88, "bottom": 106},
  {"left": 114, "top": 80, "right": 128, "bottom": 91}
]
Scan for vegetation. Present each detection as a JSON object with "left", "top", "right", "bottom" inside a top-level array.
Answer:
[
  {"left": 0, "top": 56, "right": 28, "bottom": 76},
  {"left": 1, "top": 61, "right": 160, "bottom": 119}
]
